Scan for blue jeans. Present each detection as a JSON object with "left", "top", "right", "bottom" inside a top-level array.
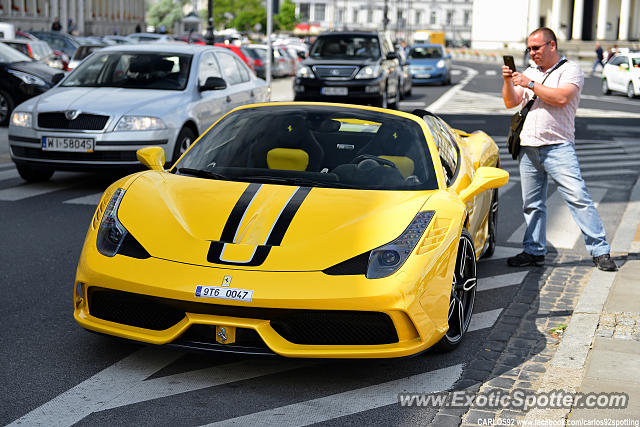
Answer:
[{"left": 518, "top": 142, "right": 610, "bottom": 257}]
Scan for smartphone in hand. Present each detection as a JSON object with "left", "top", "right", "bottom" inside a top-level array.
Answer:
[{"left": 503, "top": 55, "right": 516, "bottom": 72}]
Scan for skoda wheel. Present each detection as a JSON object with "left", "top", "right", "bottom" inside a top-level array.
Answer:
[
  {"left": 602, "top": 78, "right": 611, "bottom": 95},
  {"left": 172, "top": 127, "right": 196, "bottom": 163},
  {"left": 16, "top": 164, "right": 54, "bottom": 182},
  {"left": 435, "top": 230, "right": 477, "bottom": 352}
]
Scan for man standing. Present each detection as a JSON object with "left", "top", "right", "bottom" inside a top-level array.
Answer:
[
  {"left": 592, "top": 42, "right": 604, "bottom": 74},
  {"left": 51, "top": 17, "right": 62, "bottom": 31},
  {"left": 501, "top": 27, "right": 617, "bottom": 271}
]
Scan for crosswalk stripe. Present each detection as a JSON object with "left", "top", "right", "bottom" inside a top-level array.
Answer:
[
  {"left": 64, "top": 192, "right": 103, "bottom": 206},
  {"left": 477, "top": 271, "right": 529, "bottom": 291},
  {"left": 0, "top": 180, "right": 78, "bottom": 201},
  {"left": 202, "top": 364, "right": 464, "bottom": 427},
  {"left": 480, "top": 246, "right": 522, "bottom": 261},
  {"left": 0, "top": 163, "right": 16, "bottom": 171},
  {"left": 587, "top": 124, "right": 640, "bottom": 133},
  {"left": 468, "top": 308, "right": 503, "bottom": 332},
  {"left": 507, "top": 187, "right": 607, "bottom": 249},
  {"left": 581, "top": 169, "right": 638, "bottom": 178},
  {"left": 0, "top": 168, "right": 19, "bottom": 182},
  {"left": 399, "top": 101, "right": 427, "bottom": 107},
  {"left": 484, "top": 70, "right": 498, "bottom": 76}
]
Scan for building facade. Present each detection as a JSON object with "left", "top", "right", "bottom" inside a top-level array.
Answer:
[
  {"left": 291, "top": 0, "right": 474, "bottom": 43},
  {"left": 0, "top": 0, "right": 145, "bottom": 36},
  {"left": 472, "top": 0, "right": 639, "bottom": 49}
]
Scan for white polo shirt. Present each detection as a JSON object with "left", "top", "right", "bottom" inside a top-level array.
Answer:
[{"left": 520, "top": 58, "right": 583, "bottom": 147}]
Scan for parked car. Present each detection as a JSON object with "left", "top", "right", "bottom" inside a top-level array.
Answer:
[
  {"left": 67, "top": 42, "right": 106, "bottom": 71},
  {"left": 28, "top": 31, "right": 80, "bottom": 59},
  {"left": 8, "top": 44, "right": 268, "bottom": 181},
  {"left": 126, "top": 33, "right": 178, "bottom": 43},
  {"left": 0, "top": 42, "right": 64, "bottom": 126},
  {"left": 293, "top": 31, "right": 402, "bottom": 108},
  {"left": 15, "top": 30, "right": 69, "bottom": 70},
  {"left": 396, "top": 48, "right": 413, "bottom": 98},
  {"left": 0, "top": 38, "right": 64, "bottom": 70},
  {"left": 214, "top": 43, "right": 254, "bottom": 73},
  {"left": 101, "top": 35, "right": 136, "bottom": 45},
  {"left": 241, "top": 45, "right": 265, "bottom": 79},
  {"left": 252, "top": 44, "right": 299, "bottom": 78},
  {"left": 407, "top": 43, "right": 452, "bottom": 85},
  {"left": 602, "top": 52, "right": 640, "bottom": 98}
]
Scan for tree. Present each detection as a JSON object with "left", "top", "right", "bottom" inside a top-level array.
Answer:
[
  {"left": 275, "top": 0, "right": 298, "bottom": 31},
  {"left": 147, "top": 0, "right": 185, "bottom": 33},
  {"left": 198, "top": 0, "right": 266, "bottom": 32}
]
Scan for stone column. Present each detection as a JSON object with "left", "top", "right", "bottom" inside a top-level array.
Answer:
[
  {"left": 20, "top": 0, "right": 25, "bottom": 16},
  {"left": 596, "top": 0, "right": 608, "bottom": 39},
  {"left": 77, "top": 0, "right": 84, "bottom": 35},
  {"left": 51, "top": 0, "right": 58, "bottom": 25},
  {"left": 572, "top": 0, "right": 584, "bottom": 39},
  {"left": 551, "top": 0, "right": 562, "bottom": 34},
  {"left": 619, "top": 0, "right": 631, "bottom": 40},
  {"left": 31, "top": 0, "right": 36, "bottom": 16},
  {"left": 528, "top": 0, "right": 541, "bottom": 34}
]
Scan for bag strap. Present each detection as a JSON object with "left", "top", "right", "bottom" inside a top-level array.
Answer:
[{"left": 520, "top": 58, "right": 568, "bottom": 113}]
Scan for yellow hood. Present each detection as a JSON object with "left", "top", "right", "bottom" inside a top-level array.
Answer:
[{"left": 117, "top": 171, "right": 432, "bottom": 271}]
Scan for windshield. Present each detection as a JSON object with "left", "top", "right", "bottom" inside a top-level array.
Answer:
[
  {"left": 61, "top": 51, "right": 192, "bottom": 90},
  {"left": 0, "top": 42, "right": 32, "bottom": 63},
  {"left": 176, "top": 105, "right": 438, "bottom": 191},
  {"left": 310, "top": 35, "right": 380, "bottom": 59},
  {"left": 408, "top": 46, "right": 443, "bottom": 59}
]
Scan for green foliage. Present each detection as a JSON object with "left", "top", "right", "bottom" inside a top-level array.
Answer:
[
  {"left": 275, "top": 0, "right": 297, "bottom": 31},
  {"left": 196, "top": 0, "right": 298, "bottom": 33},
  {"left": 147, "top": 0, "right": 185, "bottom": 32}
]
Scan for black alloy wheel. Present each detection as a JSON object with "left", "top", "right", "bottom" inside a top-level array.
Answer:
[
  {"left": 435, "top": 229, "right": 477, "bottom": 352},
  {"left": 0, "top": 89, "right": 14, "bottom": 126},
  {"left": 172, "top": 127, "right": 196, "bottom": 163},
  {"left": 16, "top": 164, "right": 54, "bottom": 182},
  {"left": 601, "top": 78, "right": 611, "bottom": 95},
  {"left": 481, "top": 188, "right": 499, "bottom": 258}
]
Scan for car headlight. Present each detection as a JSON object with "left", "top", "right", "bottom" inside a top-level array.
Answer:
[
  {"left": 366, "top": 211, "right": 435, "bottom": 279},
  {"left": 114, "top": 116, "right": 167, "bottom": 131},
  {"left": 355, "top": 64, "right": 381, "bottom": 79},
  {"left": 7, "top": 69, "right": 47, "bottom": 86},
  {"left": 295, "top": 65, "right": 315, "bottom": 79},
  {"left": 97, "top": 188, "right": 128, "bottom": 257},
  {"left": 11, "top": 111, "right": 32, "bottom": 128},
  {"left": 436, "top": 60, "right": 446, "bottom": 68}
]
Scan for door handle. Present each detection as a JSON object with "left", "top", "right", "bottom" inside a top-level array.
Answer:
[
  {"left": 250, "top": 90, "right": 255, "bottom": 97},
  {"left": 226, "top": 96, "right": 231, "bottom": 103}
]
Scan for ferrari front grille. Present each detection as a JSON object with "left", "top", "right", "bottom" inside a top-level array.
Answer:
[
  {"left": 38, "top": 112, "right": 109, "bottom": 130},
  {"left": 87, "top": 288, "right": 399, "bottom": 345}
]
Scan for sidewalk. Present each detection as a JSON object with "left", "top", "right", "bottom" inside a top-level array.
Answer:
[{"left": 526, "top": 177, "right": 640, "bottom": 424}]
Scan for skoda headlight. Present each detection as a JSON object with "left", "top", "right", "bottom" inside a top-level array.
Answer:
[
  {"left": 366, "top": 211, "right": 435, "bottom": 279},
  {"left": 296, "top": 65, "right": 315, "bottom": 79},
  {"left": 11, "top": 111, "right": 32, "bottom": 128},
  {"left": 355, "top": 64, "right": 381, "bottom": 79},
  {"left": 97, "top": 188, "right": 128, "bottom": 257},
  {"left": 114, "top": 116, "right": 166, "bottom": 131},
  {"left": 7, "top": 69, "right": 47, "bottom": 86},
  {"left": 436, "top": 60, "right": 446, "bottom": 68}
]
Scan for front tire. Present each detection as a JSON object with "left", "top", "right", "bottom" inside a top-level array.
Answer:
[
  {"left": 0, "top": 89, "right": 15, "bottom": 126},
  {"left": 602, "top": 78, "right": 611, "bottom": 95},
  {"left": 16, "top": 164, "right": 54, "bottom": 182},
  {"left": 376, "top": 87, "right": 388, "bottom": 109},
  {"left": 388, "top": 80, "right": 400, "bottom": 109},
  {"left": 435, "top": 230, "right": 477, "bottom": 352},
  {"left": 481, "top": 189, "right": 499, "bottom": 258},
  {"left": 172, "top": 127, "right": 196, "bottom": 163},
  {"left": 627, "top": 82, "right": 636, "bottom": 98}
]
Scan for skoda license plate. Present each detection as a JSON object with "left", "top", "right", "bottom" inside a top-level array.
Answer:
[
  {"left": 321, "top": 87, "right": 348, "bottom": 96},
  {"left": 42, "top": 136, "right": 94, "bottom": 152}
]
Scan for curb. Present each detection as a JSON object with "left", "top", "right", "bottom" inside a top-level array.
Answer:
[{"left": 524, "top": 176, "right": 640, "bottom": 423}]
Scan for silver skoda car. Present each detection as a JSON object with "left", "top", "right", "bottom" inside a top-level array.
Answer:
[{"left": 8, "top": 43, "right": 267, "bottom": 181}]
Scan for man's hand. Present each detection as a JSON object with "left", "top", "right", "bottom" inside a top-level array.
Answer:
[
  {"left": 502, "top": 65, "right": 515, "bottom": 80},
  {"left": 502, "top": 66, "right": 524, "bottom": 108},
  {"left": 510, "top": 72, "right": 533, "bottom": 89}
]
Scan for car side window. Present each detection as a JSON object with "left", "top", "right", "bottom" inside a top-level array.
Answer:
[
  {"left": 609, "top": 56, "right": 624, "bottom": 66},
  {"left": 198, "top": 52, "right": 222, "bottom": 86},
  {"left": 217, "top": 51, "right": 242, "bottom": 86},
  {"left": 234, "top": 56, "right": 250, "bottom": 83},
  {"left": 423, "top": 116, "right": 459, "bottom": 186}
]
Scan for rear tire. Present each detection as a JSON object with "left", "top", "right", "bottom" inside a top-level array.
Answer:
[
  {"left": 172, "top": 127, "right": 196, "bottom": 163},
  {"left": 435, "top": 229, "right": 477, "bottom": 352},
  {"left": 602, "top": 78, "right": 611, "bottom": 95},
  {"left": 16, "top": 164, "right": 54, "bottom": 182},
  {"left": 0, "top": 89, "right": 15, "bottom": 126},
  {"left": 627, "top": 82, "right": 636, "bottom": 98}
]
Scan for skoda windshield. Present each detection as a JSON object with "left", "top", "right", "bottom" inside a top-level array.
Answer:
[
  {"left": 61, "top": 51, "right": 193, "bottom": 90},
  {"left": 309, "top": 35, "right": 381, "bottom": 60},
  {"left": 175, "top": 105, "right": 438, "bottom": 191}
]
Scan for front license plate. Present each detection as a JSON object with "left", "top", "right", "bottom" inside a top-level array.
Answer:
[
  {"left": 321, "top": 87, "right": 348, "bottom": 96},
  {"left": 195, "top": 286, "right": 253, "bottom": 302},
  {"left": 42, "top": 136, "right": 94, "bottom": 152},
  {"left": 416, "top": 73, "right": 431, "bottom": 79}
]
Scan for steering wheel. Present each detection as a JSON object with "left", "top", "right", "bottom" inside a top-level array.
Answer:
[{"left": 350, "top": 154, "right": 398, "bottom": 169}]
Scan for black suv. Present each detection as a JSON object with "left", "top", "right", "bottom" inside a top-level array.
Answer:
[{"left": 293, "top": 31, "right": 402, "bottom": 108}]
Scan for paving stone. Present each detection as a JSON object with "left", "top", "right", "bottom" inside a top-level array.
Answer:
[
  {"left": 464, "top": 410, "right": 496, "bottom": 424},
  {"left": 463, "top": 369, "right": 491, "bottom": 382},
  {"left": 498, "top": 410, "right": 526, "bottom": 419},
  {"left": 487, "top": 377, "right": 516, "bottom": 389},
  {"left": 492, "top": 365, "right": 520, "bottom": 377},
  {"left": 499, "top": 354, "right": 527, "bottom": 367},
  {"left": 597, "top": 328, "right": 614, "bottom": 337},
  {"left": 518, "top": 370, "right": 541, "bottom": 381},
  {"left": 488, "top": 330, "right": 513, "bottom": 342},
  {"left": 531, "top": 354, "right": 551, "bottom": 363},
  {"left": 514, "top": 380, "right": 534, "bottom": 389},
  {"left": 455, "top": 379, "right": 481, "bottom": 393},
  {"left": 439, "top": 406, "right": 469, "bottom": 417},
  {"left": 484, "top": 341, "right": 507, "bottom": 352},
  {"left": 430, "top": 414, "right": 461, "bottom": 427},
  {"left": 477, "top": 349, "right": 501, "bottom": 362}
]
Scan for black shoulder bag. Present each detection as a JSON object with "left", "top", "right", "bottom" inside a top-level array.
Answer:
[{"left": 507, "top": 59, "right": 567, "bottom": 160}]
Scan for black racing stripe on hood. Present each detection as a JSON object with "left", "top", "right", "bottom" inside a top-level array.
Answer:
[
  {"left": 219, "top": 183, "right": 262, "bottom": 243},
  {"left": 265, "top": 186, "right": 311, "bottom": 246}
]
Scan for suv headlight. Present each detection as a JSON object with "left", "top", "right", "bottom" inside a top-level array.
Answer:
[
  {"left": 114, "top": 116, "right": 166, "bottom": 131},
  {"left": 366, "top": 211, "right": 435, "bottom": 279},
  {"left": 11, "top": 112, "right": 32, "bottom": 128},
  {"left": 355, "top": 64, "right": 381, "bottom": 79},
  {"left": 97, "top": 188, "right": 128, "bottom": 257},
  {"left": 296, "top": 65, "right": 315, "bottom": 79},
  {"left": 7, "top": 69, "right": 47, "bottom": 86}
]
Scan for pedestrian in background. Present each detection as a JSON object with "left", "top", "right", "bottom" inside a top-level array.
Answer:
[
  {"left": 592, "top": 42, "right": 603, "bottom": 74},
  {"left": 51, "top": 17, "right": 61, "bottom": 31},
  {"left": 501, "top": 27, "right": 617, "bottom": 272}
]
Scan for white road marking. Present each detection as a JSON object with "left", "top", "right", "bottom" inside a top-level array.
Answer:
[
  {"left": 507, "top": 187, "right": 607, "bottom": 249},
  {"left": 581, "top": 94, "right": 640, "bottom": 106},
  {"left": 101, "top": 359, "right": 314, "bottom": 410},
  {"left": 484, "top": 70, "right": 498, "bottom": 76},
  {"left": 581, "top": 169, "right": 637, "bottom": 178},
  {"left": 0, "top": 168, "right": 19, "bottom": 182},
  {"left": 64, "top": 192, "right": 103, "bottom": 206},
  {"left": 500, "top": 180, "right": 517, "bottom": 195},
  {"left": 202, "top": 364, "right": 464, "bottom": 427},
  {"left": 427, "top": 66, "right": 478, "bottom": 113},
  {"left": 480, "top": 246, "right": 523, "bottom": 262},
  {"left": 477, "top": 271, "right": 529, "bottom": 291},
  {"left": 0, "top": 181, "right": 76, "bottom": 201},
  {"left": 398, "top": 101, "right": 427, "bottom": 107},
  {"left": 8, "top": 347, "right": 184, "bottom": 427},
  {"left": 451, "top": 69, "right": 463, "bottom": 75},
  {"left": 468, "top": 309, "right": 503, "bottom": 332}
]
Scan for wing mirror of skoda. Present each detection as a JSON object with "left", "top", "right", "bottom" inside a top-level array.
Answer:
[{"left": 199, "top": 76, "right": 227, "bottom": 92}]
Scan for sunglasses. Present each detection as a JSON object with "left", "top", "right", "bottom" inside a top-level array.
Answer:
[{"left": 526, "top": 41, "right": 551, "bottom": 53}]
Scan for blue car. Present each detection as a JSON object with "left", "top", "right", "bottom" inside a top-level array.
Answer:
[{"left": 408, "top": 43, "right": 451, "bottom": 85}]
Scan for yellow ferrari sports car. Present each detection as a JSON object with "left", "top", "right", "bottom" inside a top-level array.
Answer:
[{"left": 74, "top": 102, "right": 508, "bottom": 358}]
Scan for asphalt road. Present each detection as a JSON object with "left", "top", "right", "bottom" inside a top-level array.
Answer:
[{"left": 1, "top": 62, "right": 638, "bottom": 426}]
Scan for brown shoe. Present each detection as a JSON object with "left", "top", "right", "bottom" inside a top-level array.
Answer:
[{"left": 593, "top": 254, "right": 618, "bottom": 271}]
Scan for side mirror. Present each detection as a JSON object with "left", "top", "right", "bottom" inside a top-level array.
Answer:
[
  {"left": 136, "top": 146, "right": 165, "bottom": 171},
  {"left": 459, "top": 167, "right": 509, "bottom": 204},
  {"left": 297, "top": 50, "right": 306, "bottom": 59},
  {"left": 386, "top": 51, "right": 398, "bottom": 60},
  {"left": 51, "top": 73, "right": 65, "bottom": 85},
  {"left": 198, "top": 76, "right": 227, "bottom": 91}
]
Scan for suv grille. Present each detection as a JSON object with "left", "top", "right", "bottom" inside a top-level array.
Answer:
[
  {"left": 87, "top": 287, "right": 399, "bottom": 345},
  {"left": 313, "top": 65, "right": 358, "bottom": 80},
  {"left": 38, "top": 112, "right": 109, "bottom": 130}
]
